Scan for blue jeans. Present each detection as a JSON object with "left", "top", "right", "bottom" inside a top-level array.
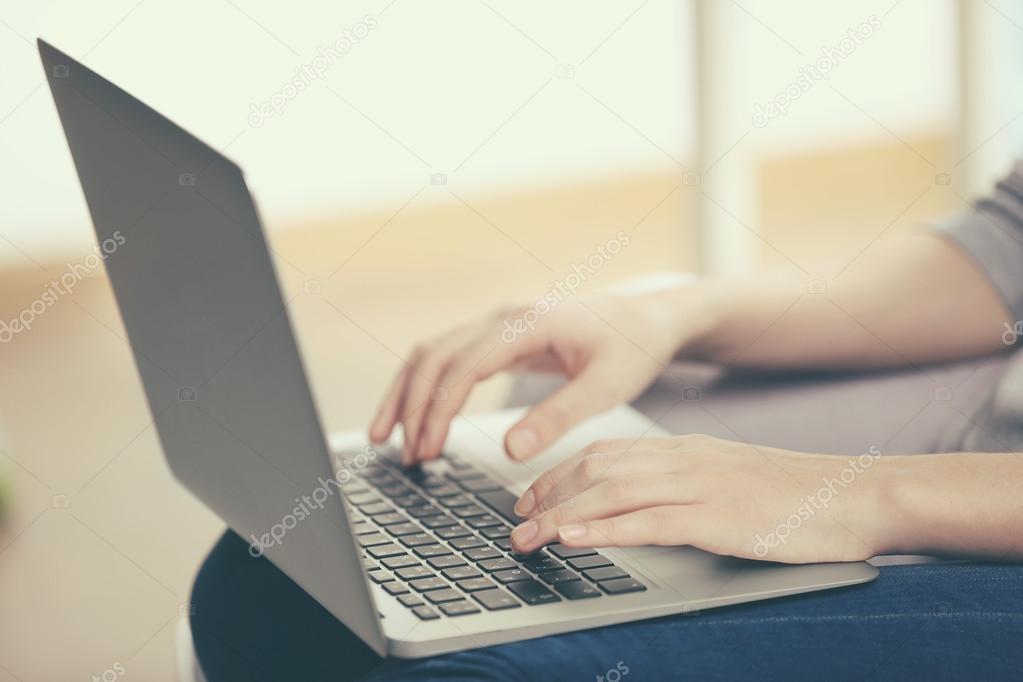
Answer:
[{"left": 191, "top": 531, "right": 1023, "bottom": 681}]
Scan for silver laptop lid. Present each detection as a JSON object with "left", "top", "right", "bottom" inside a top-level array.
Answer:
[{"left": 39, "top": 39, "right": 385, "bottom": 655}]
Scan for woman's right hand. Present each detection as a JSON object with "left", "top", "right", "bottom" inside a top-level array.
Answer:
[{"left": 369, "top": 287, "right": 707, "bottom": 465}]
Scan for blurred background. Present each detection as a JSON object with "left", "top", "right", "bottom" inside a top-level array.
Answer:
[{"left": 1, "top": 0, "right": 1023, "bottom": 679}]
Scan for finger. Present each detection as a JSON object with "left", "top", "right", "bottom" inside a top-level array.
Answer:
[
  {"left": 369, "top": 362, "right": 413, "bottom": 444},
  {"left": 513, "top": 438, "right": 680, "bottom": 517},
  {"left": 415, "top": 333, "right": 546, "bottom": 461},
  {"left": 504, "top": 365, "right": 619, "bottom": 461},
  {"left": 510, "top": 476, "right": 692, "bottom": 553},
  {"left": 528, "top": 444, "right": 683, "bottom": 518},
  {"left": 398, "top": 331, "right": 477, "bottom": 462},
  {"left": 556, "top": 505, "right": 697, "bottom": 548}
]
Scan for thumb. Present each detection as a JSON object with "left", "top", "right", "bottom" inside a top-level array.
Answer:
[{"left": 505, "top": 367, "right": 614, "bottom": 460}]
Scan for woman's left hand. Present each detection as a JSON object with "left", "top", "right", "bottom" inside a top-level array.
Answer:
[{"left": 509, "top": 434, "right": 896, "bottom": 564}]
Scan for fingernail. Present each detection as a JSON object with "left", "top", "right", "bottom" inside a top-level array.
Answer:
[
  {"left": 512, "top": 520, "right": 538, "bottom": 544},
  {"left": 558, "top": 524, "right": 586, "bottom": 541},
  {"left": 507, "top": 427, "right": 539, "bottom": 460},
  {"left": 514, "top": 489, "right": 535, "bottom": 517}
]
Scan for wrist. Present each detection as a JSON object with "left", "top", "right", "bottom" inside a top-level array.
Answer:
[{"left": 639, "top": 280, "right": 721, "bottom": 359}]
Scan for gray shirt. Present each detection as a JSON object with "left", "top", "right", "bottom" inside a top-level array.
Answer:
[{"left": 938, "top": 162, "right": 1023, "bottom": 452}]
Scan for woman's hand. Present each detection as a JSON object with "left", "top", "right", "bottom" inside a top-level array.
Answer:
[
  {"left": 509, "top": 434, "right": 896, "bottom": 563},
  {"left": 369, "top": 288, "right": 706, "bottom": 465}
]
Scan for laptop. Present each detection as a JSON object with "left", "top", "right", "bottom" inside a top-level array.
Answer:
[{"left": 39, "top": 39, "right": 877, "bottom": 658}]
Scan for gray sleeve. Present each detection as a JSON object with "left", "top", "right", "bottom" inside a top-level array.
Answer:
[{"left": 935, "top": 161, "right": 1023, "bottom": 324}]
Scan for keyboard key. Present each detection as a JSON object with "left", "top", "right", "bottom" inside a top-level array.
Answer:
[
  {"left": 413, "top": 544, "right": 452, "bottom": 558},
  {"left": 520, "top": 555, "right": 563, "bottom": 573},
  {"left": 425, "top": 484, "right": 462, "bottom": 498},
  {"left": 352, "top": 521, "right": 377, "bottom": 536},
  {"left": 444, "top": 456, "right": 472, "bottom": 470},
  {"left": 410, "top": 577, "right": 449, "bottom": 592},
  {"left": 473, "top": 589, "right": 521, "bottom": 611},
  {"left": 446, "top": 469, "right": 486, "bottom": 481},
  {"left": 367, "top": 569, "right": 392, "bottom": 584},
  {"left": 566, "top": 554, "right": 612, "bottom": 571},
  {"left": 539, "top": 569, "right": 580, "bottom": 584},
  {"left": 421, "top": 515, "right": 459, "bottom": 529},
  {"left": 478, "top": 558, "right": 517, "bottom": 572},
  {"left": 507, "top": 579, "right": 561, "bottom": 605},
  {"left": 435, "top": 525, "right": 472, "bottom": 540},
  {"left": 480, "top": 525, "right": 511, "bottom": 540},
  {"left": 383, "top": 581, "right": 409, "bottom": 595},
  {"left": 386, "top": 522, "right": 422, "bottom": 537},
  {"left": 342, "top": 484, "right": 371, "bottom": 498},
  {"left": 393, "top": 494, "right": 427, "bottom": 508},
  {"left": 452, "top": 504, "right": 489, "bottom": 518},
  {"left": 442, "top": 566, "right": 481, "bottom": 581},
  {"left": 555, "top": 580, "right": 602, "bottom": 600},
  {"left": 428, "top": 556, "right": 466, "bottom": 570},
  {"left": 463, "top": 547, "right": 501, "bottom": 561},
  {"left": 346, "top": 492, "right": 380, "bottom": 506},
  {"left": 459, "top": 478, "right": 503, "bottom": 494},
  {"left": 493, "top": 569, "right": 531, "bottom": 584},
  {"left": 382, "top": 555, "right": 420, "bottom": 569},
  {"left": 456, "top": 576, "right": 498, "bottom": 592},
  {"left": 412, "top": 606, "right": 440, "bottom": 620},
  {"left": 475, "top": 489, "right": 521, "bottom": 524},
  {"left": 400, "top": 533, "right": 436, "bottom": 548},
  {"left": 547, "top": 543, "right": 596, "bottom": 559},
  {"left": 395, "top": 566, "right": 433, "bottom": 580},
  {"left": 377, "top": 483, "right": 411, "bottom": 497},
  {"left": 360, "top": 502, "right": 395, "bottom": 516},
  {"left": 439, "top": 495, "right": 474, "bottom": 508},
  {"left": 398, "top": 594, "right": 424, "bottom": 607},
  {"left": 406, "top": 505, "right": 440, "bottom": 518},
  {"left": 598, "top": 578, "right": 647, "bottom": 595},
  {"left": 451, "top": 536, "right": 487, "bottom": 551},
  {"left": 493, "top": 538, "right": 513, "bottom": 551},
  {"left": 357, "top": 533, "right": 391, "bottom": 547},
  {"left": 583, "top": 566, "right": 629, "bottom": 582},
  {"left": 439, "top": 600, "right": 481, "bottom": 617},
  {"left": 362, "top": 560, "right": 379, "bottom": 572},
  {"left": 374, "top": 512, "right": 408, "bottom": 526},
  {"left": 367, "top": 543, "right": 406, "bottom": 559},
  {"left": 467, "top": 515, "right": 502, "bottom": 529},
  {"left": 425, "top": 588, "right": 464, "bottom": 604}
]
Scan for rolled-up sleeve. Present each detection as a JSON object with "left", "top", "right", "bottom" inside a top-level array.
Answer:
[{"left": 935, "top": 161, "right": 1023, "bottom": 324}]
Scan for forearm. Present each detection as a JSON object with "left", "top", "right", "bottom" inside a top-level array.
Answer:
[
  {"left": 669, "top": 231, "right": 1013, "bottom": 369},
  {"left": 876, "top": 453, "right": 1023, "bottom": 560}
]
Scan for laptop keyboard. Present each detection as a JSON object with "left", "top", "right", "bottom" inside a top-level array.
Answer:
[{"left": 346, "top": 452, "right": 646, "bottom": 620}]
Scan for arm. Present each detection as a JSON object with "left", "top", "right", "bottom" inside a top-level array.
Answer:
[
  {"left": 507, "top": 435, "right": 1023, "bottom": 563},
  {"left": 371, "top": 165, "right": 1022, "bottom": 464},
  {"left": 674, "top": 230, "right": 1014, "bottom": 369}
]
